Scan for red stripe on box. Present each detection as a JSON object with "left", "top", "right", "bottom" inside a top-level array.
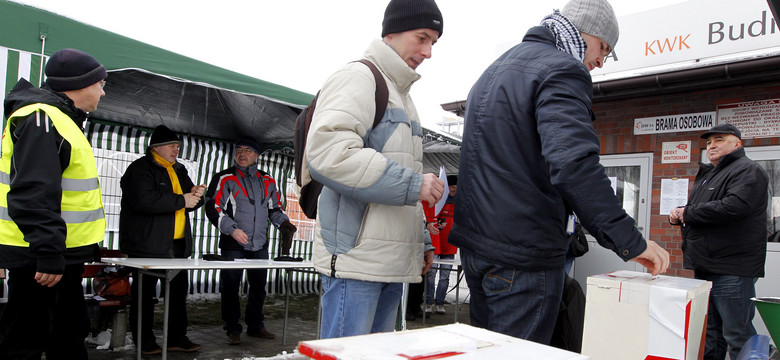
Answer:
[
  {"left": 400, "top": 352, "right": 465, "bottom": 359},
  {"left": 684, "top": 300, "right": 692, "bottom": 356},
  {"left": 298, "top": 344, "right": 339, "bottom": 360},
  {"left": 646, "top": 356, "right": 677, "bottom": 360}
]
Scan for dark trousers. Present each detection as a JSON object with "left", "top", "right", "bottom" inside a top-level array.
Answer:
[
  {"left": 695, "top": 272, "right": 758, "bottom": 360},
  {"left": 407, "top": 281, "right": 425, "bottom": 315},
  {"left": 129, "top": 240, "right": 190, "bottom": 345},
  {"left": 0, "top": 264, "right": 89, "bottom": 360},
  {"left": 220, "top": 247, "right": 269, "bottom": 335},
  {"left": 129, "top": 268, "right": 189, "bottom": 346}
]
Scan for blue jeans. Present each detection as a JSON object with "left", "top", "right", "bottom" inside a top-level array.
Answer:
[
  {"left": 319, "top": 275, "right": 402, "bottom": 339},
  {"left": 461, "top": 248, "right": 564, "bottom": 344},
  {"left": 426, "top": 254, "right": 454, "bottom": 305},
  {"left": 695, "top": 272, "right": 757, "bottom": 360},
  {"left": 220, "top": 247, "right": 269, "bottom": 335}
]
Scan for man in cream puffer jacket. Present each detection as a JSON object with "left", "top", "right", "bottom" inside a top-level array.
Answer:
[{"left": 305, "top": 0, "right": 445, "bottom": 339}]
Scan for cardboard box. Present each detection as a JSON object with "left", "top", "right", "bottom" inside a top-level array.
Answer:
[{"left": 581, "top": 271, "right": 711, "bottom": 360}]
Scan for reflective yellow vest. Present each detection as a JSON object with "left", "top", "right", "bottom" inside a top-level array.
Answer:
[{"left": 0, "top": 103, "right": 106, "bottom": 247}]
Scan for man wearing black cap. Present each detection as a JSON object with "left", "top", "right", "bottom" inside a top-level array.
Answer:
[
  {"left": 305, "top": 0, "right": 445, "bottom": 338},
  {"left": 204, "top": 137, "right": 297, "bottom": 345},
  {"left": 0, "top": 48, "right": 107, "bottom": 359},
  {"left": 119, "top": 125, "right": 207, "bottom": 354},
  {"left": 670, "top": 123, "right": 768, "bottom": 359}
]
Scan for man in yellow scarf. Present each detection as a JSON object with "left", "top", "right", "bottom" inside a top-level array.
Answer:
[{"left": 119, "top": 125, "right": 207, "bottom": 355}]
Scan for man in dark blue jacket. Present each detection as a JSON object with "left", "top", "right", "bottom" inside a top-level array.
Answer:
[
  {"left": 670, "top": 124, "right": 768, "bottom": 360},
  {"left": 449, "top": 0, "right": 670, "bottom": 344}
]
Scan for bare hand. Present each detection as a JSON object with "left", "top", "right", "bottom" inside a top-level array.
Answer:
[
  {"left": 426, "top": 222, "right": 440, "bottom": 235},
  {"left": 422, "top": 250, "right": 434, "bottom": 275},
  {"left": 630, "top": 240, "right": 670, "bottom": 276},
  {"left": 231, "top": 228, "right": 249, "bottom": 245},
  {"left": 669, "top": 206, "right": 685, "bottom": 225},
  {"left": 192, "top": 184, "right": 207, "bottom": 198},
  {"left": 183, "top": 193, "right": 200, "bottom": 208},
  {"left": 419, "top": 174, "right": 444, "bottom": 206},
  {"left": 35, "top": 272, "right": 62, "bottom": 287}
]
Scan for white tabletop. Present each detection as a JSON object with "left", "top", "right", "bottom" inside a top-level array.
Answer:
[
  {"left": 433, "top": 258, "right": 461, "bottom": 267},
  {"left": 100, "top": 257, "right": 315, "bottom": 271}
]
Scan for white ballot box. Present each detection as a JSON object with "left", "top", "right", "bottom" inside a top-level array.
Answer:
[
  {"left": 298, "top": 323, "right": 589, "bottom": 359},
  {"left": 581, "top": 271, "right": 711, "bottom": 360}
]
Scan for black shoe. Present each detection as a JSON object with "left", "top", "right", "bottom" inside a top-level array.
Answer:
[
  {"left": 167, "top": 337, "right": 202, "bottom": 352},
  {"left": 141, "top": 342, "right": 162, "bottom": 355},
  {"left": 247, "top": 328, "right": 276, "bottom": 339},
  {"left": 226, "top": 333, "right": 241, "bottom": 345}
]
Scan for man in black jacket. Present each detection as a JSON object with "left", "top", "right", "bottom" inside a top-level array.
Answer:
[
  {"left": 119, "top": 125, "right": 207, "bottom": 355},
  {"left": 449, "top": 0, "right": 670, "bottom": 344},
  {"left": 670, "top": 123, "right": 768, "bottom": 360},
  {"left": 0, "top": 48, "right": 107, "bottom": 360}
]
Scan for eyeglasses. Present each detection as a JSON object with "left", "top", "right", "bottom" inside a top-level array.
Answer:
[{"left": 235, "top": 147, "right": 256, "bottom": 154}]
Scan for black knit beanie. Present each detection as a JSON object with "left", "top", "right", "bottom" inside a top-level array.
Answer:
[
  {"left": 382, "top": 0, "right": 443, "bottom": 38},
  {"left": 148, "top": 125, "right": 181, "bottom": 148},
  {"left": 235, "top": 136, "right": 260, "bottom": 154},
  {"left": 45, "top": 48, "right": 107, "bottom": 92},
  {"left": 447, "top": 175, "right": 457, "bottom": 186}
]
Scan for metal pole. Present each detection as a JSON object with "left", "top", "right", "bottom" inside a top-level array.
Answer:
[
  {"left": 38, "top": 34, "right": 45, "bottom": 87},
  {"left": 136, "top": 272, "right": 142, "bottom": 360},
  {"left": 283, "top": 269, "right": 290, "bottom": 345}
]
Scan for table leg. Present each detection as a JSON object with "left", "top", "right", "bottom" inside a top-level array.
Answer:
[
  {"left": 283, "top": 269, "right": 290, "bottom": 346},
  {"left": 316, "top": 278, "right": 322, "bottom": 339},
  {"left": 136, "top": 272, "right": 143, "bottom": 360},
  {"left": 454, "top": 266, "right": 461, "bottom": 323},
  {"left": 422, "top": 272, "right": 428, "bottom": 326},
  {"left": 161, "top": 271, "right": 171, "bottom": 360}
]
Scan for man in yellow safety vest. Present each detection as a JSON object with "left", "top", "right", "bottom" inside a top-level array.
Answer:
[{"left": 0, "top": 48, "right": 107, "bottom": 359}]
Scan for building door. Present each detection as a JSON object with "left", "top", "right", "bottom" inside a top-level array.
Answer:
[{"left": 573, "top": 153, "right": 653, "bottom": 286}]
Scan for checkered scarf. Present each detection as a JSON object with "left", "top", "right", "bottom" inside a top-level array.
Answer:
[{"left": 540, "top": 10, "right": 586, "bottom": 62}]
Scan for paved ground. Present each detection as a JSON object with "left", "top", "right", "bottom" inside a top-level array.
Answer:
[{"left": 85, "top": 299, "right": 470, "bottom": 360}]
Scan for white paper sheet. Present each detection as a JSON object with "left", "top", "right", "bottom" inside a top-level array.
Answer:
[{"left": 434, "top": 166, "right": 449, "bottom": 216}]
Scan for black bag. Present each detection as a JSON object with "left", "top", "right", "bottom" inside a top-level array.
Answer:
[
  {"left": 567, "top": 222, "right": 589, "bottom": 258},
  {"left": 550, "top": 275, "right": 586, "bottom": 353},
  {"left": 294, "top": 59, "right": 389, "bottom": 219}
]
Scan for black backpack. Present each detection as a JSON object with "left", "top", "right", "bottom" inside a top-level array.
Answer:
[{"left": 294, "top": 59, "right": 389, "bottom": 219}]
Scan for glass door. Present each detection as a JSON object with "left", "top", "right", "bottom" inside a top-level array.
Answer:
[{"left": 573, "top": 153, "right": 653, "bottom": 286}]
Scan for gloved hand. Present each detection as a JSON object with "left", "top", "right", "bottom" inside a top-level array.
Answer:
[
  {"left": 279, "top": 220, "right": 297, "bottom": 256},
  {"left": 275, "top": 220, "right": 302, "bottom": 262}
]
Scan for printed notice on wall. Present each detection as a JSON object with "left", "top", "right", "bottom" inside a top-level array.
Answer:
[
  {"left": 660, "top": 178, "right": 689, "bottom": 215},
  {"left": 718, "top": 99, "right": 780, "bottom": 139},
  {"left": 661, "top": 141, "right": 691, "bottom": 164}
]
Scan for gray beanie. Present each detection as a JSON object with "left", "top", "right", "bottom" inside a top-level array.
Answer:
[{"left": 562, "top": 0, "right": 619, "bottom": 51}]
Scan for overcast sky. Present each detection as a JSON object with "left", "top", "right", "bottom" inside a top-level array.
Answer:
[{"left": 14, "top": 0, "right": 688, "bottom": 130}]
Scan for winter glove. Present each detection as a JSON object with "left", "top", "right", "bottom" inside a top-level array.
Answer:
[{"left": 274, "top": 220, "right": 302, "bottom": 261}]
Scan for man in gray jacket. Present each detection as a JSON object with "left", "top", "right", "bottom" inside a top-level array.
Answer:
[
  {"left": 205, "top": 137, "right": 297, "bottom": 345},
  {"left": 305, "top": 0, "right": 445, "bottom": 338}
]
